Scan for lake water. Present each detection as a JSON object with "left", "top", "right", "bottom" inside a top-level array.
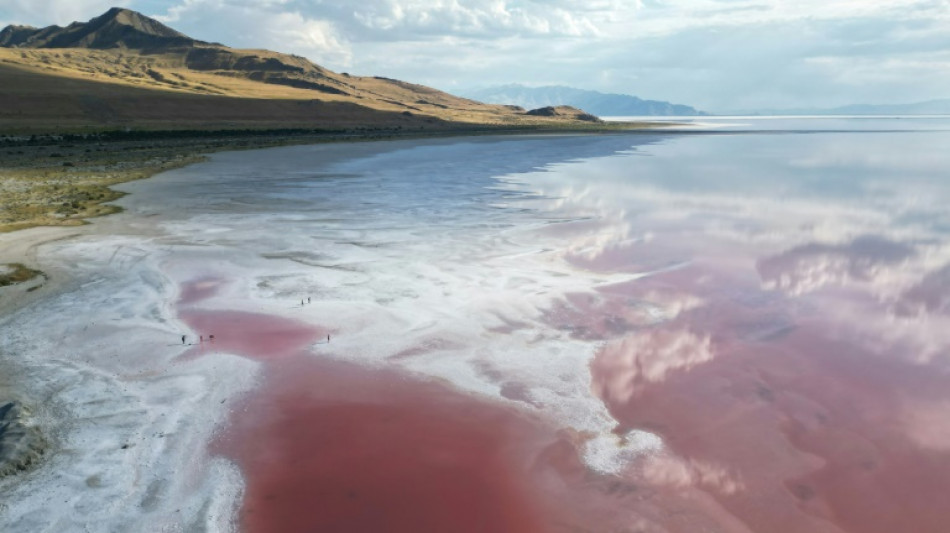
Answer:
[{"left": 2, "top": 117, "right": 950, "bottom": 532}]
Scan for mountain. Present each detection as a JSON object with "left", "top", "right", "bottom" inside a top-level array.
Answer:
[
  {"left": 736, "top": 99, "right": 950, "bottom": 116},
  {"left": 0, "top": 9, "right": 603, "bottom": 133},
  {"left": 466, "top": 85, "right": 707, "bottom": 116},
  {"left": 0, "top": 7, "right": 194, "bottom": 49},
  {"left": 0, "top": 25, "right": 43, "bottom": 47}
]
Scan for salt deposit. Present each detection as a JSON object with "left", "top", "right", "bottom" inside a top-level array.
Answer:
[{"left": 4, "top": 120, "right": 950, "bottom": 532}]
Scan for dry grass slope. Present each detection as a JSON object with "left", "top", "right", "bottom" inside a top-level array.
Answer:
[
  {"left": 0, "top": 46, "right": 609, "bottom": 133},
  {"left": 0, "top": 7, "right": 621, "bottom": 133}
]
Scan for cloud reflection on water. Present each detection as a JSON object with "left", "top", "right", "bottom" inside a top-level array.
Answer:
[{"left": 515, "top": 119, "right": 950, "bottom": 532}]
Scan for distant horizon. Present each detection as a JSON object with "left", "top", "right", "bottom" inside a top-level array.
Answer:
[
  {"left": 2, "top": 2, "right": 948, "bottom": 111},
  {"left": 598, "top": 113, "right": 950, "bottom": 120},
  {"left": 463, "top": 83, "right": 950, "bottom": 116}
]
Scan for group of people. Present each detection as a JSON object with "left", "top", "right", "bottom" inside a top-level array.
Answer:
[
  {"left": 300, "top": 296, "right": 330, "bottom": 343},
  {"left": 179, "top": 296, "right": 329, "bottom": 346},
  {"left": 181, "top": 334, "right": 214, "bottom": 345}
]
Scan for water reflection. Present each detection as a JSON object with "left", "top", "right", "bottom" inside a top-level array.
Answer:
[
  {"left": 519, "top": 118, "right": 950, "bottom": 533},
  {"left": 757, "top": 236, "right": 916, "bottom": 295},
  {"left": 105, "top": 119, "right": 950, "bottom": 532}
]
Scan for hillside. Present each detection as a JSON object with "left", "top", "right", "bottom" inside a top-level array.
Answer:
[
  {"left": 0, "top": 8, "right": 607, "bottom": 134},
  {"left": 466, "top": 84, "right": 706, "bottom": 117},
  {"left": 0, "top": 7, "right": 193, "bottom": 49}
]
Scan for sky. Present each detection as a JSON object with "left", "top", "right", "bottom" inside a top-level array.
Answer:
[{"left": 1, "top": 0, "right": 949, "bottom": 112}]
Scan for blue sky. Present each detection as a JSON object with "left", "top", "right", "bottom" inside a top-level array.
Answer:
[{"left": 2, "top": 0, "right": 948, "bottom": 112}]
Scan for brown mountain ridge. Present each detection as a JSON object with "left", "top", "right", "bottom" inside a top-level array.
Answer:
[
  {"left": 0, "top": 8, "right": 602, "bottom": 134},
  {"left": 0, "top": 7, "right": 193, "bottom": 49}
]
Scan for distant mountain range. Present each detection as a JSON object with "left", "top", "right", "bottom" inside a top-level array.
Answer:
[
  {"left": 736, "top": 100, "right": 950, "bottom": 116},
  {"left": 465, "top": 85, "right": 707, "bottom": 117}
]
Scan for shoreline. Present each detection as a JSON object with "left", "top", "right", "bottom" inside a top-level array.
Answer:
[
  {"left": 0, "top": 123, "right": 667, "bottom": 236},
  {"left": 0, "top": 130, "right": 625, "bottom": 487},
  {"left": 0, "top": 124, "right": 674, "bottom": 306},
  {"left": 0, "top": 225, "right": 91, "bottom": 482},
  {"left": 0, "top": 125, "right": 671, "bottom": 322},
  {"left": 3, "top": 117, "right": 949, "bottom": 532},
  {"left": 0, "top": 133, "right": 668, "bottom": 528}
]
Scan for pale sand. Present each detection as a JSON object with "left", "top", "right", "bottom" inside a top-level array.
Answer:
[{"left": 0, "top": 226, "right": 87, "bottom": 312}]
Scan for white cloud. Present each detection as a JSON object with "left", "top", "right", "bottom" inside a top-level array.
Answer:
[
  {"left": 156, "top": 0, "right": 623, "bottom": 44},
  {"left": 757, "top": 237, "right": 917, "bottom": 296},
  {"left": 328, "top": 0, "right": 615, "bottom": 39},
  {"left": 2, "top": 0, "right": 131, "bottom": 26},
  {"left": 334, "top": 0, "right": 950, "bottom": 109},
  {"left": 804, "top": 51, "right": 950, "bottom": 88},
  {"left": 263, "top": 12, "right": 350, "bottom": 64},
  {"left": 3, "top": 0, "right": 947, "bottom": 109},
  {"left": 601, "top": 0, "right": 950, "bottom": 38},
  {"left": 156, "top": 0, "right": 351, "bottom": 66},
  {"left": 903, "top": 397, "right": 950, "bottom": 452},
  {"left": 593, "top": 328, "right": 715, "bottom": 403},
  {"left": 642, "top": 454, "right": 745, "bottom": 494}
]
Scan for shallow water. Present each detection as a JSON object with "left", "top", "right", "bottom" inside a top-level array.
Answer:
[{"left": 3, "top": 119, "right": 950, "bottom": 532}]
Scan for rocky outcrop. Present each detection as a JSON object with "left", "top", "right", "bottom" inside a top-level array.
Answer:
[
  {"left": 185, "top": 48, "right": 305, "bottom": 72},
  {"left": 526, "top": 106, "right": 602, "bottom": 122},
  {"left": 0, "top": 25, "right": 39, "bottom": 47},
  {"left": 0, "top": 401, "right": 47, "bottom": 478},
  {"left": 468, "top": 84, "right": 707, "bottom": 116}
]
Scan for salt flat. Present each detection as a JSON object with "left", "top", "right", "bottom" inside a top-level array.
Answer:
[{"left": 3, "top": 120, "right": 950, "bottom": 532}]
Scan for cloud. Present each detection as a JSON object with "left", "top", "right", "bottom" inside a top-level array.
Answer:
[
  {"left": 804, "top": 50, "right": 950, "bottom": 89},
  {"left": 642, "top": 454, "right": 745, "bottom": 494},
  {"left": 156, "top": 0, "right": 351, "bottom": 66},
  {"left": 336, "top": 0, "right": 950, "bottom": 110},
  {"left": 1, "top": 0, "right": 132, "bottom": 26},
  {"left": 155, "top": 0, "right": 618, "bottom": 47},
  {"left": 894, "top": 264, "right": 950, "bottom": 317},
  {"left": 903, "top": 397, "right": 950, "bottom": 452},
  {"left": 592, "top": 328, "right": 715, "bottom": 403},
  {"left": 3, "top": 0, "right": 947, "bottom": 109},
  {"left": 757, "top": 236, "right": 916, "bottom": 296},
  {"left": 343, "top": 0, "right": 626, "bottom": 39},
  {"left": 604, "top": 0, "right": 950, "bottom": 38}
]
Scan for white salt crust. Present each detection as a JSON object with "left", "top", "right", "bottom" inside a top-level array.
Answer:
[{"left": 0, "top": 136, "right": 718, "bottom": 530}]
